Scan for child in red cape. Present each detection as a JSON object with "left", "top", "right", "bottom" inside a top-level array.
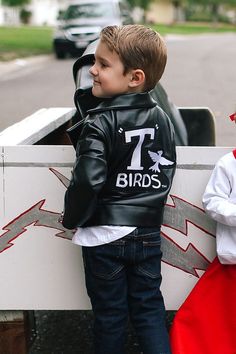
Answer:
[{"left": 170, "top": 112, "right": 236, "bottom": 354}]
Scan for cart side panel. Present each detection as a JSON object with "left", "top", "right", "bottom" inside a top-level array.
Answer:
[{"left": 0, "top": 146, "right": 233, "bottom": 310}]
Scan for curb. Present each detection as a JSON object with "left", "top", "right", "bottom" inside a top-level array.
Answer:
[{"left": 0, "top": 54, "right": 52, "bottom": 78}]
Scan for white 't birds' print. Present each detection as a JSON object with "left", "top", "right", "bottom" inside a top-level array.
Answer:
[{"left": 148, "top": 150, "right": 174, "bottom": 173}]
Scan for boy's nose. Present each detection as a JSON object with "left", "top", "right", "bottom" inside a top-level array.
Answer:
[{"left": 89, "top": 64, "right": 97, "bottom": 76}]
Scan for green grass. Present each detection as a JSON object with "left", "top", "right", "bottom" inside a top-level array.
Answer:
[
  {"left": 152, "top": 22, "right": 236, "bottom": 36},
  {"left": 0, "top": 26, "right": 53, "bottom": 61},
  {"left": 0, "top": 23, "right": 235, "bottom": 61}
]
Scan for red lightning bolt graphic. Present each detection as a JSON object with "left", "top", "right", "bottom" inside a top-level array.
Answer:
[{"left": 0, "top": 200, "right": 73, "bottom": 253}]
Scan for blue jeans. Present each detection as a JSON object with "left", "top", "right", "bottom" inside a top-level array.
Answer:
[{"left": 82, "top": 227, "right": 171, "bottom": 354}]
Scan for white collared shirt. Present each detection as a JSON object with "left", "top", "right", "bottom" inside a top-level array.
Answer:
[
  {"left": 202, "top": 150, "right": 236, "bottom": 226},
  {"left": 72, "top": 225, "right": 136, "bottom": 247},
  {"left": 202, "top": 150, "right": 236, "bottom": 263}
]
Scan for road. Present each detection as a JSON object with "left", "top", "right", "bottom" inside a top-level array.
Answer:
[
  {"left": 0, "top": 33, "right": 236, "bottom": 146},
  {"left": 161, "top": 32, "right": 236, "bottom": 146},
  {"left": 0, "top": 55, "right": 75, "bottom": 130}
]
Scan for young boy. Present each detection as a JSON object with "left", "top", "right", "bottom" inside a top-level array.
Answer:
[
  {"left": 202, "top": 112, "right": 236, "bottom": 264},
  {"left": 62, "top": 24, "right": 176, "bottom": 354}
]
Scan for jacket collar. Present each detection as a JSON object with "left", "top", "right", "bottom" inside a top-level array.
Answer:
[{"left": 87, "top": 92, "right": 157, "bottom": 114}]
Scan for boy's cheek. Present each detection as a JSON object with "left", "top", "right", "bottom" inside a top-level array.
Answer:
[{"left": 91, "top": 86, "right": 100, "bottom": 97}]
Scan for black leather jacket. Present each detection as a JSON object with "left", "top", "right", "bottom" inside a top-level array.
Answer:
[{"left": 62, "top": 92, "right": 176, "bottom": 229}]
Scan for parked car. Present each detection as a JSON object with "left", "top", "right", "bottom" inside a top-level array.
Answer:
[
  {"left": 67, "top": 40, "right": 216, "bottom": 147},
  {"left": 53, "top": 0, "right": 133, "bottom": 59}
]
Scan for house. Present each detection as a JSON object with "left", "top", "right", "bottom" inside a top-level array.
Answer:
[
  {"left": 28, "top": 0, "right": 68, "bottom": 25},
  {"left": 0, "top": 0, "right": 67, "bottom": 26},
  {"left": 146, "top": 0, "right": 184, "bottom": 24}
]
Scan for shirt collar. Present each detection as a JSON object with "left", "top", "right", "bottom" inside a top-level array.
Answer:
[{"left": 87, "top": 92, "right": 157, "bottom": 114}]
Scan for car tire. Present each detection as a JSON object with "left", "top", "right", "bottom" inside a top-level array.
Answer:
[{"left": 55, "top": 49, "right": 66, "bottom": 59}]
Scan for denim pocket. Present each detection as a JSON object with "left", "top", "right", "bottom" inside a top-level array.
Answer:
[
  {"left": 83, "top": 242, "right": 124, "bottom": 280},
  {"left": 138, "top": 233, "right": 162, "bottom": 279}
]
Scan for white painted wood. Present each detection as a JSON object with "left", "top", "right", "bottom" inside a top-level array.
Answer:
[
  {"left": 0, "top": 146, "right": 234, "bottom": 310},
  {"left": 0, "top": 107, "right": 75, "bottom": 146}
]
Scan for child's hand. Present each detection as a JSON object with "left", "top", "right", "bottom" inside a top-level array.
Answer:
[
  {"left": 58, "top": 212, "right": 64, "bottom": 224},
  {"left": 58, "top": 212, "right": 77, "bottom": 234}
]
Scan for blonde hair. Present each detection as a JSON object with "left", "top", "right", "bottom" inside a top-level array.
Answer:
[{"left": 100, "top": 24, "right": 167, "bottom": 91}]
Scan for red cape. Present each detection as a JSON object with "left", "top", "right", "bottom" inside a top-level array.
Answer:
[{"left": 170, "top": 257, "right": 236, "bottom": 354}]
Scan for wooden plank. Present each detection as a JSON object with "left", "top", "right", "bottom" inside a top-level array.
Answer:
[
  {"left": 0, "top": 311, "right": 24, "bottom": 322},
  {"left": 0, "top": 311, "right": 32, "bottom": 354},
  {"left": 0, "top": 107, "right": 75, "bottom": 145}
]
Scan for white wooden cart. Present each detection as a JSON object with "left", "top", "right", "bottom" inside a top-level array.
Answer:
[{"left": 0, "top": 107, "right": 232, "bottom": 353}]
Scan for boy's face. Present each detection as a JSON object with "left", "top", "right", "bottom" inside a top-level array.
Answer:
[{"left": 89, "top": 40, "right": 134, "bottom": 98}]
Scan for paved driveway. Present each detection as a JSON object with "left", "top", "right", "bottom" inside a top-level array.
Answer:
[
  {"left": 0, "top": 33, "right": 236, "bottom": 145},
  {"left": 161, "top": 33, "right": 236, "bottom": 146}
]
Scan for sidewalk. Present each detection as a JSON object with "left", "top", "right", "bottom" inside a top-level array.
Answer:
[{"left": 0, "top": 55, "right": 52, "bottom": 79}]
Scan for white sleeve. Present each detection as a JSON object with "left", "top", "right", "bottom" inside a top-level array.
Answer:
[{"left": 202, "top": 158, "right": 236, "bottom": 226}]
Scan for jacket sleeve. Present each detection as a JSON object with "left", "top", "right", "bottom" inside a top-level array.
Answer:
[
  {"left": 62, "top": 121, "right": 108, "bottom": 229},
  {"left": 202, "top": 158, "right": 236, "bottom": 226}
]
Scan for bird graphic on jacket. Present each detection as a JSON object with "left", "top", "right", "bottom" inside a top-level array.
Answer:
[{"left": 148, "top": 150, "right": 174, "bottom": 173}]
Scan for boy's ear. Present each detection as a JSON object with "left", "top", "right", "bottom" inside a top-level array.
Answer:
[{"left": 129, "top": 69, "right": 145, "bottom": 88}]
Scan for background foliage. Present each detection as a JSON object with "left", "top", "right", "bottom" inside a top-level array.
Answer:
[{"left": 2, "top": 0, "right": 30, "bottom": 6}]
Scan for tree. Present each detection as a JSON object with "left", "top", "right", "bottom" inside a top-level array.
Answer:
[
  {"left": 187, "top": 0, "right": 236, "bottom": 23},
  {"left": 171, "top": 0, "right": 187, "bottom": 21},
  {"left": 126, "top": 0, "right": 153, "bottom": 21},
  {"left": 2, "top": 0, "right": 30, "bottom": 6}
]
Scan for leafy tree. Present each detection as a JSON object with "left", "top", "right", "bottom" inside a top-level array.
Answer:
[
  {"left": 2, "top": 0, "right": 30, "bottom": 6},
  {"left": 127, "top": 0, "right": 152, "bottom": 10},
  {"left": 171, "top": 0, "right": 187, "bottom": 21},
  {"left": 126, "top": 0, "right": 153, "bottom": 21},
  {"left": 187, "top": 0, "right": 236, "bottom": 22},
  {"left": 127, "top": 0, "right": 188, "bottom": 22},
  {"left": 126, "top": 0, "right": 138, "bottom": 7}
]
